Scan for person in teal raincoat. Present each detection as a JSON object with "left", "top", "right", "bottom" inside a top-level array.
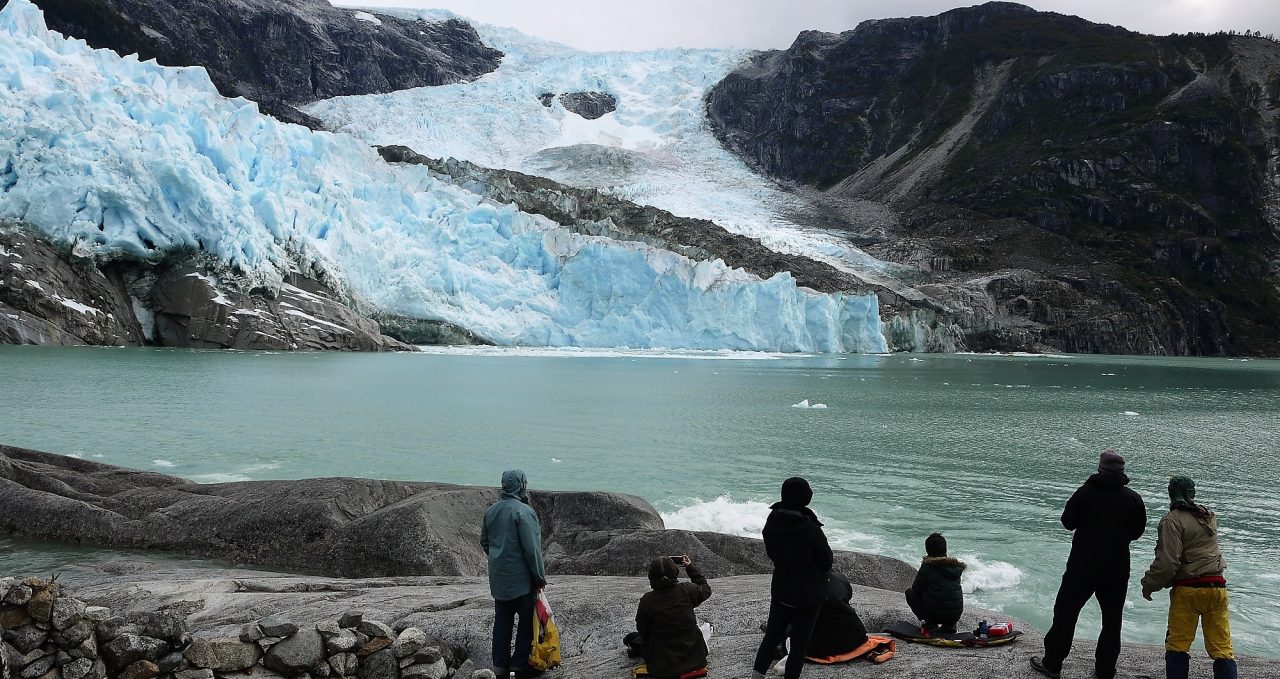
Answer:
[{"left": 481, "top": 470, "right": 548, "bottom": 678}]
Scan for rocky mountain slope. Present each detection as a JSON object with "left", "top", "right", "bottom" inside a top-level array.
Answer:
[
  {"left": 708, "top": 2, "right": 1280, "bottom": 355},
  {"left": 0, "top": 0, "right": 502, "bottom": 127}
]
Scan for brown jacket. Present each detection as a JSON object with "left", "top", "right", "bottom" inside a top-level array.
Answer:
[
  {"left": 1140, "top": 507, "right": 1228, "bottom": 592},
  {"left": 635, "top": 564, "right": 712, "bottom": 678}
]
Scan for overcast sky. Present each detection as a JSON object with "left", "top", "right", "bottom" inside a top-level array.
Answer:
[{"left": 332, "top": 0, "right": 1280, "bottom": 51}]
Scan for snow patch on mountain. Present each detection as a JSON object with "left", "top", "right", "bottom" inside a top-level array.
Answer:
[{"left": 0, "top": 0, "right": 888, "bottom": 352}]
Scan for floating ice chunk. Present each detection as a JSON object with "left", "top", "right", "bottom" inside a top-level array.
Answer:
[
  {"left": 1123, "top": 411, "right": 1140, "bottom": 416},
  {"left": 152, "top": 459, "right": 175, "bottom": 468},
  {"left": 791, "top": 399, "right": 810, "bottom": 408},
  {"left": 810, "top": 403, "right": 827, "bottom": 409},
  {"left": 551, "top": 457, "right": 562, "bottom": 463}
]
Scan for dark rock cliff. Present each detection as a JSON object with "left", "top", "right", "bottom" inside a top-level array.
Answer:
[
  {"left": 1, "top": 225, "right": 411, "bottom": 351},
  {"left": 1, "top": 0, "right": 502, "bottom": 128},
  {"left": 707, "top": 2, "right": 1280, "bottom": 355}
]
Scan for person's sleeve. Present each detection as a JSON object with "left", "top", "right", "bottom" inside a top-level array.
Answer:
[
  {"left": 479, "top": 513, "right": 489, "bottom": 553},
  {"left": 1141, "top": 516, "right": 1182, "bottom": 592},
  {"left": 813, "top": 525, "right": 834, "bottom": 573},
  {"left": 1130, "top": 494, "right": 1148, "bottom": 541},
  {"left": 681, "top": 564, "right": 713, "bottom": 607},
  {"left": 1061, "top": 488, "right": 1083, "bottom": 531},
  {"left": 907, "top": 563, "right": 926, "bottom": 595},
  {"left": 518, "top": 509, "right": 548, "bottom": 586}
]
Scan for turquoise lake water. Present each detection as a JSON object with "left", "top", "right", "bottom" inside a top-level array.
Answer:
[{"left": 1, "top": 345, "right": 1277, "bottom": 656}]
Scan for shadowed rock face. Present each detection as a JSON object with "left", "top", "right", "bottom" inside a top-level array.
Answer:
[
  {"left": 0, "top": 0, "right": 502, "bottom": 128},
  {"left": 0, "top": 445, "right": 916, "bottom": 588},
  {"left": 707, "top": 2, "right": 1280, "bottom": 356},
  {"left": 0, "top": 226, "right": 411, "bottom": 351}
]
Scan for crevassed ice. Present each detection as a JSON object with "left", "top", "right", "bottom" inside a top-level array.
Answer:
[
  {"left": 305, "top": 9, "right": 901, "bottom": 280},
  {"left": 0, "top": 0, "right": 887, "bottom": 352}
]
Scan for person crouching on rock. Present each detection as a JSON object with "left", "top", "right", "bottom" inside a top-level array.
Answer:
[
  {"left": 751, "top": 477, "right": 833, "bottom": 679},
  {"left": 481, "top": 469, "right": 548, "bottom": 679},
  {"left": 629, "top": 554, "right": 713, "bottom": 678},
  {"left": 904, "top": 532, "right": 965, "bottom": 635},
  {"left": 1141, "top": 476, "right": 1237, "bottom": 679}
]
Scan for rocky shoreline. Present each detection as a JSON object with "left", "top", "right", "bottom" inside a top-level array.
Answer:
[{"left": 4, "top": 446, "right": 1279, "bottom": 677}]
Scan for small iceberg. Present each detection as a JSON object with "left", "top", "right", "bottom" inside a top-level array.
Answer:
[
  {"left": 791, "top": 399, "right": 828, "bottom": 409},
  {"left": 1123, "top": 411, "right": 1141, "bottom": 416}
]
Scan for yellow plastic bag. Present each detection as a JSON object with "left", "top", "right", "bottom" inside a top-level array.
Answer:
[{"left": 528, "top": 591, "right": 562, "bottom": 671}]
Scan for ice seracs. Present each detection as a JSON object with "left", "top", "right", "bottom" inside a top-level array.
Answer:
[{"left": 0, "top": 0, "right": 888, "bottom": 352}]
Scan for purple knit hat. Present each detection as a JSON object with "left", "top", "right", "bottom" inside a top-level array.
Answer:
[{"left": 1098, "top": 449, "right": 1126, "bottom": 473}]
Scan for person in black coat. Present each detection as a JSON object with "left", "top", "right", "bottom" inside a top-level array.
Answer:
[
  {"left": 1032, "top": 450, "right": 1147, "bottom": 679},
  {"left": 633, "top": 555, "right": 712, "bottom": 679},
  {"left": 904, "top": 532, "right": 965, "bottom": 633},
  {"left": 806, "top": 572, "right": 869, "bottom": 658},
  {"left": 751, "top": 477, "right": 834, "bottom": 679}
]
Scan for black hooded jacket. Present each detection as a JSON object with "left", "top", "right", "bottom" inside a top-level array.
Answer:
[
  {"left": 808, "top": 572, "right": 869, "bottom": 658},
  {"left": 1062, "top": 471, "right": 1148, "bottom": 576},
  {"left": 762, "top": 503, "right": 834, "bottom": 608}
]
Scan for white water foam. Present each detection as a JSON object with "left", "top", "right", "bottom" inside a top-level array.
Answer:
[
  {"left": 959, "top": 553, "right": 1024, "bottom": 594},
  {"left": 662, "top": 496, "right": 771, "bottom": 537},
  {"left": 152, "top": 459, "right": 175, "bottom": 468}
]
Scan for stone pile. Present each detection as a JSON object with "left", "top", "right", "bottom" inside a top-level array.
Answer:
[{"left": 0, "top": 578, "right": 493, "bottom": 679}]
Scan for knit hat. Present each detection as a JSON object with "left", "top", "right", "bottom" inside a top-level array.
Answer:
[
  {"left": 1097, "top": 449, "right": 1126, "bottom": 473},
  {"left": 648, "top": 556, "right": 679, "bottom": 590},
  {"left": 780, "top": 477, "right": 813, "bottom": 507},
  {"left": 925, "top": 532, "right": 947, "bottom": 558},
  {"left": 1169, "top": 475, "right": 1197, "bottom": 511}
]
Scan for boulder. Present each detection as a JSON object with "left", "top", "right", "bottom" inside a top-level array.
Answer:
[
  {"left": 356, "top": 649, "right": 397, "bottom": 679},
  {"left": 0, "top": 610, "right": 31, "bottom": 630},
  {"left": 7, "top": 627, "right": 45, "bottom": 655},
  {"left": 93, "top": 619, "right": 129, "bottom": 644},
  {"left": 2, "top": 586, "right": 32, "bottom": 607},
  {"left": 327, "top": 653, "right": 357, "bottom": 676},
  {"left": 25, "top": 590, "right": 54, "bottom": 624},
  {"left": 57, "top": 660, "right": 91, "bottom": 679},
  {"left": 180, "top": 639, "right": 256, "bottom": 672},
  {"left": 18, "top": 656, "right": 54, "bottom": 679},
  {"left": 117, "top": 660, "right": 159, "bottom": 679},
  {"left": 389, "top": 629, "right": 426, "bottom": 659},
  {"left": 154, "top": 652, "right": 185, "bottom": 674},
  {"left": 102, "top": 636, "right": 167, "bottom": 672},
  {"left": 355, "top": 638, "right": 390, "bottom": 658},
  {"left": 132, "top": 613, "right": 186, "bottom": 644},
  {"left": 49, "top": 599, "right": 86, "bottom": 630},
  {"left": 237, "top": 624, "right": 262, "bottom": 644},
  {"left": 51, "top": 622, "right": 92, "bottom": 649},
  {"left": 471, "top": 671, "right": 495, "bottom": 679},
  {"left": 257, "top": 616, "right": 298, "bottom": 639},
  {"left": 354, "top": 623, "right": 391, "bottom": 641},
  {"left": 261, "top": 628, "right": 324, "bottom": 675},
  {"left": 337, "top": 613, "right": 362, "bottom": 630},
  {"left": 399, "top": 660, "right": 445, "bottom": 679},
  {"left": 79, "top": 610, "right": 110, "bottom": 625},
  {"left": 173, "top": 671, "right": 212, "bottom": 679},
  {"left": 324, "top": 631, "right": 358, "bottom": 654}
]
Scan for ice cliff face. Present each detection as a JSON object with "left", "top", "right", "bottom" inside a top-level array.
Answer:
[
  {"left": 0, "top": 0, "right": 887, "bottom": 352},
  {"left": 0, "top": 0, "right": 504, "bottom": 127}
]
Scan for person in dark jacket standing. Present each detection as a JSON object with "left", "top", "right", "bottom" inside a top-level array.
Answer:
[
  {"left": 751, "top": 477, "right": 834, "bottom": 679},
  {"left": 633, "top": 555, "right": 713, "bottom": 678},
  {"left": 904, "top": 532, "right": 965, "bottom": 634},
  {"left": 481, "top": 470, "right": 548, "bottom": 679},
  {"left": 1032, "top": 450, "right": 1147, "bottom": 679}
]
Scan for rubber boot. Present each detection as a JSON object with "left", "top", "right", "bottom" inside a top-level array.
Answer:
[
  {"left": 1213, "top": 658, "right": 1239, "bottom": 679},
  {"left": 1165, "top": 651, "right": 1190, "bottom": 679}
]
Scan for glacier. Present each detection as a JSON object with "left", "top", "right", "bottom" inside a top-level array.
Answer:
[
  {"left": 0, "top": 0, "right": 887, "bottom": 352},
  {"left": 306, "top": 10, "right": 915, "bottom": 293}
]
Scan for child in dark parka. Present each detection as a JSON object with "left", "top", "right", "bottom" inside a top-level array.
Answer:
[{"left": 904, "top": 532, "right": 966, "bottom": 634}]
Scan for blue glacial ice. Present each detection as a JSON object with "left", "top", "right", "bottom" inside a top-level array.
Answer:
[
  {"left": 0, "top": 0, "right": 887, "bottom": 352},
  {"left": 306, "top": 10, "right": 918, "bottom": 295}
]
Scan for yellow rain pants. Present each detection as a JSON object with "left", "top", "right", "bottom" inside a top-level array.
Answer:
[{"left": 1165, "top": 586, "right": 1234, "bottom": 660}]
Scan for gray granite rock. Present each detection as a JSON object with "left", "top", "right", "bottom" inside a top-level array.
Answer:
[
  {"left": 154, "top": 652, "right": 184, "bottom": 674},
  {"left": 262, "top": 628, "right": 324, "bottom": 675},
  {"left": 324, "top": 631, "right": 358, "bottom": 655},
  {"left": 116, "top": 660, "right": 158, "bottom": 679},
  {"left": 257, "top": 616, "right": 298, "bottom": 639},
  {"left": 357, "top": 649, "right": 397, "bottom": 679},
  {"left": 51, "top": 622, "right": 92, "bottom": 649},
  {"left": 327, "top": 653, "right": 357, "bottom": 676},
  {"left": 337, "top": 612, "right": 363, "bottom": 630},
  {"left": 398, "top": 660, "right": 445, "bottom": 679},
  {"left": 102, "top": 635, "right": 167, "bottom": 671},
  {"left": 389, "top": 629, "right": 426, "bottom": 659},
  {"left": 172, "top": 670, "right": 212, "bottom": 679},
  {"left": 180, "top": 639, "right": 256, "bottom": 672},
  {"left": 57, "top": 659, "right": 91, "bottom": 679},
  {"left": 132, "top": 614, "right": 186, "bottom": 644},
  {"left": 3, "top": 585, "right": 32, "bottom": 607},
  {"left": 355, "top": 622, "right": 392, "bottom": 641},
  {"left": 6, "top": 628, "right": 44, "bottom": 655},
  {"left": 557, "top": 92, "right": 617, "bottom": 120},
  {"left": 237, "top": 624, "right": 262, "bottom": 644},
  {"left": 49, "top": 599, "right": 85, "bottom": 631},
  {"left": 18, "top": 657, "right": 54, "bottom": 679}
]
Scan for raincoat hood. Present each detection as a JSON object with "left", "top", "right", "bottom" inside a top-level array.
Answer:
[
  {"left": 501, "top": 469, "right": 530, "bottom": 503},
  {"left": 1169, "top": 475, "right": 1209, "bottom": 515}
]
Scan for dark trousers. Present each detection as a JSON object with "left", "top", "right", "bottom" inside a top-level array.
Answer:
[
  {"left": 753, "top": 600, "right": 820, "bottom": 679},
  {"left": 492, "top": 591, "right": 536, "bottom": 674},
  {"left": 1042, "top": 571, "right": 1128, "bottom": 679},
  {"left": 904, "top": 587, "right": 960, "bottom": 629}
]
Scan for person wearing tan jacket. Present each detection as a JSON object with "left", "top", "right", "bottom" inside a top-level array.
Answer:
[{"left": 1141, "top": 476, "right": 1236, "bottom": 679}]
